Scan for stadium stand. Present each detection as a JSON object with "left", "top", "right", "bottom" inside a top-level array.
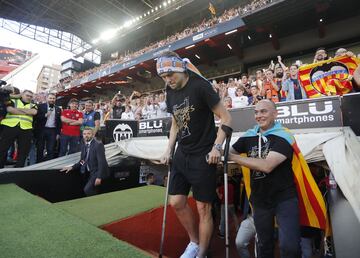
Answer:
[{"left": 1, "top": 0, "right": 360, "bottom": 257}]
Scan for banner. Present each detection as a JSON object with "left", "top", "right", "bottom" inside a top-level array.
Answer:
[
  {"left": 105, "top": 117, "right": 172, "bottom": 143},
  {"left": 230, "top": 96, "right": 342, "bottom": 132},
  {"left": 106, "top": 96, "right": 345, "bottom": 142},
  {"left": 105, "top": 120, "right": 138, "bottom": 143},
  {"left": 299, "top": 56, "right": 360, "bottom": 98},
  {"left": 137, "top": 117, "right": 172, "bottom": 137}
]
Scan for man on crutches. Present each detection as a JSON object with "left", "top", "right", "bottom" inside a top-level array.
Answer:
[{"left": 158, "top": 51, "right": 231, "bottom": 258}]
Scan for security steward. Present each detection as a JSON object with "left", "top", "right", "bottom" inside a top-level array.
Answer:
[{"left": 0, "top": 90, "right": 37, "bottom": 168}]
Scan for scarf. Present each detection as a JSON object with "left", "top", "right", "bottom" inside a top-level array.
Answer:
[
  {"left": 241, "top": 122, "right": 327, "bottom": 229},
  {"left": 156, "top": 56, "right": 209, "bottom": 82}
]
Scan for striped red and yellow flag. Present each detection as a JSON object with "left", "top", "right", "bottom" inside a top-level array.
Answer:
[
  {"left": 240, "top": 125, "right": 327, "bottom": 230},
  {"left": 291, "top": 142, "right": 327, "bottom": 229},
  {"left": 299, "top": 56, "right": 360, "bottom": 98}
]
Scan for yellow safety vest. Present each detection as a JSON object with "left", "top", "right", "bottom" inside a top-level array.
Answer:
[{"left": 1, "top": 99, "right": 34, "bottom": 130}]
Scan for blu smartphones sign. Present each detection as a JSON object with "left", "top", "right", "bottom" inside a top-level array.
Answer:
[
  {"left": 275, "top": 99, "right": 340, "bottom": 127},
  {"left": 230, "top": 96, "right": 342, "bottom": 132},
  {"left": 137, "top": 117, "right": 172, "bottom": 137},
  {"left": 106, "top": 96, "right": 343, "bottom": 141}
]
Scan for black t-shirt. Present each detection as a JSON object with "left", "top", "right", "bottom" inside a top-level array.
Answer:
[
  {"left": 232, "top": 134, "right": 297, "bottom": 208},
  {"left": 113, "top": 105, "right": 125, "bottom": 119},
  {"left": 166, "top": 75, "right": 220, "bottom": 154},
  {"left": 291, "top": 79, "right": 303, "bottom": 100}
]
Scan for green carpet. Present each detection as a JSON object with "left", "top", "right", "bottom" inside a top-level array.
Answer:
[
  {"left": 0, "top": 184, "right": 150, "bottom": 258},
  {"left": 55, "top": 185, "right": 166, "bottom": 226}
]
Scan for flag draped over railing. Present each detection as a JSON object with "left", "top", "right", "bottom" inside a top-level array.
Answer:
[{"left": 299, "top": 56, "right": 360, "bottom": 98}]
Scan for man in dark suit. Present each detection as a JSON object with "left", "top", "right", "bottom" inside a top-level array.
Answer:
[
  {"left": 34, "top": 93, "right": 62, "bottom": 163},
  {"left": 61, "top": 127, "right": 109, "bottom": 196}
]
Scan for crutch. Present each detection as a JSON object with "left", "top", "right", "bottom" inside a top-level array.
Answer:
[
  {"left": 221, "top": 124, "right": 233, "bottom": 258},
  {"left": 159, "top": 146, "right": 175, "bottom": 258}
]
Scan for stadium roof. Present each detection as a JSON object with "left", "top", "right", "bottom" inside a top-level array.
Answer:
[
  {"left": 0, "top": 0, "right": 203, "bottom": 60},
  {"left": 1, "top": 0, "right": 359, "bottom": 53},
  {"left": 0, "top": 0, "right": 199, "bottom": 45}
]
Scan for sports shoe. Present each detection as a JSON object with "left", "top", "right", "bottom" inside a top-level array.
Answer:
[{"left": 180, "top": 241, "right": 199, "bottom": 258}]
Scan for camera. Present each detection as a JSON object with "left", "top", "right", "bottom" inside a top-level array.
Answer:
[
  {"left": 0, "top": 80, "right": 11, "bottom": 121},
  {"left": 0, "top": 80, "right": 11, "bottom": 101}
]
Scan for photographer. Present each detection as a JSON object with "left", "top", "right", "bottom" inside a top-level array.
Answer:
[
  {"left": 34, "top": 93, "right": 62, "bottom": 163},
  {"left": 0, "top": 90, "right": 38, "bottom": 168}
]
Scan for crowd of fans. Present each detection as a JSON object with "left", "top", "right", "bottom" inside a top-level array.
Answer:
[
  {"left": 40, "top": 45, "right": 360, "bottom": 130},
  {"left": 1, "top": 0, "right": 360, "bottom": 172},
  {"left": 0, "top": 86, "right": 173, "bottom": 169},
  {"left": 55, "top": 0, "right": 275, "bottom": 89},
  {"left": 213, "top": 47, "right": 360, "bottom": 111},
  {"left": 5, "top": 45, "right": 353, "bottom": 169}
]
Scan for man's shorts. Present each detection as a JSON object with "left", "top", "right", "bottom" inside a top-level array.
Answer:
[{"left": 169, "top": 148, "right": 217, "bottom": 203}]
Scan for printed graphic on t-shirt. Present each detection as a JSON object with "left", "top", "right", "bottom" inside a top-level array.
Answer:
[
  {"left": 172, "top": 97, "right": 195, "bottom": 139},
  {"left": 248, "top": 141, "right": 271, "bottom": 180}
]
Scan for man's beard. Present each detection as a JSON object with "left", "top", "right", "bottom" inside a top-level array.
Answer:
[
  {"left": 85, "top": 137, "right": 93, "bottom": 142},
  {"left": 276, "top": 72, "right": 283, "bottom": 78}
]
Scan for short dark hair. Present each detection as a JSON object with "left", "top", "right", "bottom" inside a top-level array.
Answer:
[
  {"left": 68, "top": 98, "right": 79, "bottom": 104},
  {"left": 47, "top": 93, "right": 56, "bottom": 97},
  {"left": 22, "top": 90, "right": 33, "bottom": 94}
]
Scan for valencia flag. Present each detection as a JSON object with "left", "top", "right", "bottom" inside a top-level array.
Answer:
[
  {"left": 240, "top": 123, "right": 328, "bottom": 230},
  {"left": 299, "top": 56, "right": 360, "bottom": 98}
]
